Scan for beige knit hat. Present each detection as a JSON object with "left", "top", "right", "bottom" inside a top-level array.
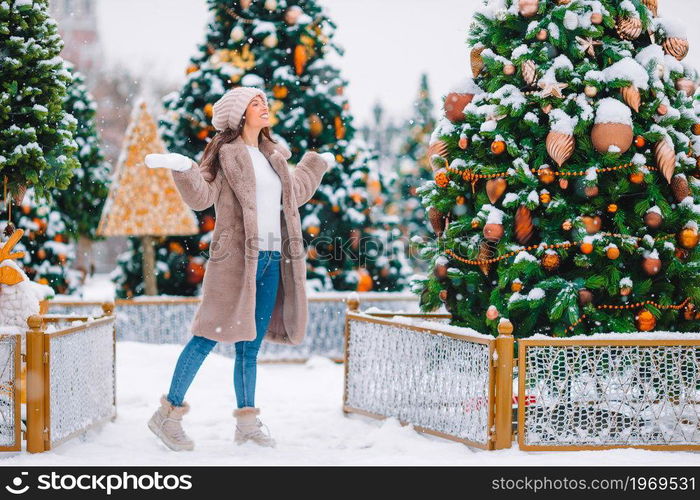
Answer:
[{"left": 211, "top": 87, "right": 268, "bottom": 132}]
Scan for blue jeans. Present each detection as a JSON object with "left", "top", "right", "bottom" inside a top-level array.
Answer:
[{"left": 166, "top": 250, "right": 281, "bottom": 408}]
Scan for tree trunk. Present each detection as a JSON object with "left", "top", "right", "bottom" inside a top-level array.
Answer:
[{"left": 141, "top": 235, "right": 157, "bottom": 296}]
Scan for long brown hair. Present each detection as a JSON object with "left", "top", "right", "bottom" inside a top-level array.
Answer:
[{"left": 198, "top": 114, "right": 276, "bottom": 182}]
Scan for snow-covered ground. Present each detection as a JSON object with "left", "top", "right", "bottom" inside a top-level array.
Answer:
[{"left": 0, "top": 341, "right": 698, "bottom": 465}]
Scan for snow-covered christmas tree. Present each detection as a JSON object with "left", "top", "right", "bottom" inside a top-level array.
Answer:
[
  {"left": 413, "top": 0, "right": 700, "bottom": 337},
  {"left": 113, "top": 0, "right": 408, "bottom": 295},
  {"left": 391, "top": 74, "right": 437, "bottom": 272},
  {"left": 0, "top": 0, "right": 78, "bottom": 203}
]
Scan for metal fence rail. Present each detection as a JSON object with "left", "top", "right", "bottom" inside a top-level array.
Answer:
[
  {"left": 44, "top": 294, "right": 429, "bottom": 361},
  {"left": 518, "top": 337, "right": 700, "bottom": 451}
]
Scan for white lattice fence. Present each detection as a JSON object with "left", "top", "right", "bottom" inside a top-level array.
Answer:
[
  {"left": 343, "top": 311, "right": 499, "bottom": 448},
  {"left": 44, "top": 294, "right": 429, "bottom": 361},
  {"left": 43, "top": 316, "right": 116, "bottom": 450},
  {"left": 518, "top": 335, "right": 700, "bottom": 451},
  {"left": 0, "top": 335, "right": 20, "bottom": 451}
]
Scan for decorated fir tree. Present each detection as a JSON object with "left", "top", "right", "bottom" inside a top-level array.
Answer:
[
  {"left": 390, "top": 74, "right": 437, "bottom": 272},
  {"left": 51, "top": 63, "right": 111, "bottom": 277},
  {"left": 413, "top": 0, "right": 700, "bottom": 337},
  {"left": 112, "top": 0, "right": 407, "bottom": 296},
  {"left": 14, "top": 188, "right": 80, "bottom": 293},
  {"left": 0, "top": 0, "right": 78, "bottom": 203},
  {"left": 98, "top": 101, "right": 199, "bottom": 297}
]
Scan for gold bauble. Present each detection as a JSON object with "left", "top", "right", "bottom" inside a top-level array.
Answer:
[
  {"left": 518, "top": 0, "right": 538, "bottom": 17},
  {"left": 616, "top": 17, "right": 643, "bottom": 40},
  {"left": 511, "top": 281, "right": 523, "bottom": 293},
  {"left": 584, "top": 85, "right": 598, "bottom": 98},
  {"left": 503, "top": 64, "right": 516, "bottom": 76},
  {"left": 536, "top": 29, "right": 548, "bottom": 41},
  {"left": 483, "top": 223, "right": 504, "bottom": 242},
  {"left": 546, "top": 130, "right": 575, "bottom": 167},
  {"left": 654, "top": 139, "right": 676, "bottom": 183},
  {"left": 486, "top": 305, "right": 499, "bottom": 320},
  {"left": 642, "top": 256, "right": 662, "bottom": 275},
  {"left": 644, "top": 211, "right": 663, "bottom": 229},
  {"left": 485, "top": 178, "right": 507, "bottom": 204},
  {"left": 663, "top": 37, "right": 690, "bottom": 61},
  {"left": 540, "top": 192, "right": 551, "bottom": 204},
  {"left": 444, "top": 92, "right": 474, "bottom": 122},
  {"left": 591, "top": 122, "right": 633, "bottom": 154},
  {"left": 678, "top": 228, "right": 699, "bottom": 249}
]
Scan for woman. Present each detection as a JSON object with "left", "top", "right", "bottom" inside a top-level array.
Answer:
[{"left": 144, "top": 87, "right": 333, "bottom": 451}]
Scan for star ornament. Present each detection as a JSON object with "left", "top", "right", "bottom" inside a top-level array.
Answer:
[
  {"left": 538, "top": 80, "right": 568, "bottom": 99},
  {"left": 576, "top": 36, "right": 602, "bottom": 57}
]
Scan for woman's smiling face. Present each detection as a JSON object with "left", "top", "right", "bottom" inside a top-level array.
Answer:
[{"left": 244, "top": 95, "right": 270, "bottom": 129}]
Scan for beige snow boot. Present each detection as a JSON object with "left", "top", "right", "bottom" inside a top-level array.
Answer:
[
  {"left": 148, "top": 394, "right": 194, "bottom": 451},
  {"left": 233, "top": 407, "right": 276, "bottom": 447}
]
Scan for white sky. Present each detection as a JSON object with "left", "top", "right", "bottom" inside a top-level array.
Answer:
[{"left": 96, "top": 0, "right": 700, "bottom": 125}]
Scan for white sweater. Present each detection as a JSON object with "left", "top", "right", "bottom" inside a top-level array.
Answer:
[{"left": 246, "top": 145, "right": 282, "bottom": 252}]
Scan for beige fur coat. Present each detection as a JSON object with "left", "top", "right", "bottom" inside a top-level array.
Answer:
[{"left": 171, "top": 134, "right": 328, "bottom": 344}]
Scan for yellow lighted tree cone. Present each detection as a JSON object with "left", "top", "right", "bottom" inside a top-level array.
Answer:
[{"left": 96, "top": 100, "right": 199, "bottom": 238}]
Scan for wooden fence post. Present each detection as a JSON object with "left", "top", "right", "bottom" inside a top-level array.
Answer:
[
  {"left": 493, "top": 321, "right": 514, "bottom": 449},
  {"left": 102, "top": 302, "right": 117, "bottom": 417},
  {"left": 26, "top": 315, "right": 46, "bottom": 453}
]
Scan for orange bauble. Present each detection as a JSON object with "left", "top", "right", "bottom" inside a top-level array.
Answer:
[
  {"left": 580, "top": 242, "right": 594, "bottom": 254},
  {"left": 356, "top": 269, "right": 373, "bottom": 292},
  {"left": 186, "top": 64, "right": 199, "bottom": 75},
  {"left": 692, "top": 123, "right": 700, "bottom": 135},
  {"left": 511, "top": 281, "right": 523, "bottom": 292},
  {"left": 37, "top": 248, "right": 46, "bottom": 260},
  {"left": 634, "top": 135, "right": 646, "bottom": 148},
  {"left": 607, "top": 203, "right": 618, "bottom": 213},
  {"left": 538, "top": 167, "right": 556, "bottom": 184},
  {"left": 21, "top": 204, "right": 30, "bottom": 214},
  {"left": 458, "top": 136, "right": 469, "bottom": 149},
  {"left": 198, "top": 241, "right": 209, "bottom": 250},
  {"left": 197, "top": 128, "right": 209, "bottom": 140},
  {"left": 491, "top": 140, "right": 506, "bottom": 155},
  {"left": 629, "top": 172, "right": 645, "bottom": 184},
  {"left": 636, "top": 309, "right": 656, "bottom": 332},
  {"left": 204, "top": 103, "right": 214, "bottom": 117},
  {"left": 200, "top": 215, "right": 216, "bottom": 232},
  {"left": 169, "top": 242, "right": 184, "bottom": 254},
  {"left": 606, "top": 246, "right": 620, "bottom": 260},
  {"left": 541, "top": 252, "right": 560, "bottom": 271},
  {"left": 186, "top": 261, "right": 205, "bottom": 285},
  {"left": 434, "top": 168, "right": 449, "bottom": 188},
  {"left": 272, "top": 85, "right": 288, "bottom": 99},
  {"left": 307, "top": 225, "right": 320, "bottom": 237}
]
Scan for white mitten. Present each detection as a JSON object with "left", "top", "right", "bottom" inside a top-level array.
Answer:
[
  {"left": 319, "top": 152, "right": 335, "bottom": 169},
  {"left": 144, "top": 153, "right": 193, "bottom": 172}
]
